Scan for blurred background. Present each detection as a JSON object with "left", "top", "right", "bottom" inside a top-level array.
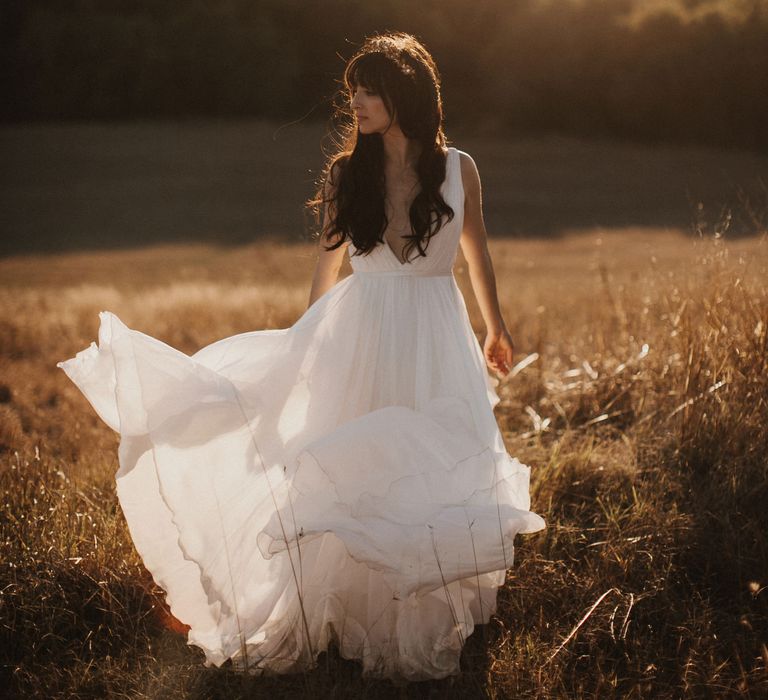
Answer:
[{"left": 1, "top": 0, "right": 766, "bottom": 256}]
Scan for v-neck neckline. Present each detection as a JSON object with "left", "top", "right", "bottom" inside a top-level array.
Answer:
[
  {"left": 381, "top": 147, "right": 453, "bottom": 267},
  {"left": 383, "top": 236, "right": 410, "bottom": 266}
]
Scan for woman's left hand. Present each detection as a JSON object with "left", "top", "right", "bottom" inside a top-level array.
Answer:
[{"left": 483, "top": 328, "right": 515, "bottom": 376}]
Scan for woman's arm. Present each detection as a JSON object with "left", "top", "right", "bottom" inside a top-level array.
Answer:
[
  {"left": 307, "top": 164, "right": 349, "bottom": 308},
  {"left": 458, "top": 151, "right": 515, "bottom": 376}
]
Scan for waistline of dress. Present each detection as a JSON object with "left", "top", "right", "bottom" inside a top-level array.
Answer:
[{"left": 352, "top": 269, "right": 453, "bottom": 278}]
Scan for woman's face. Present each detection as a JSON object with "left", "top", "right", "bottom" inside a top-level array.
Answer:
[{"left": 349, "top": 85, "right": 395, "bottom": 134}]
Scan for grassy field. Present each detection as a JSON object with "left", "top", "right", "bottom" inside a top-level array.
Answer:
[{"left": 1, "top": 226, "right": 767, "bottom": 698}]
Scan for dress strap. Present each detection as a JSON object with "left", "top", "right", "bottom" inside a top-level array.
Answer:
[{"left": 448, "top": 146, "right": 463, "bottom": 205}]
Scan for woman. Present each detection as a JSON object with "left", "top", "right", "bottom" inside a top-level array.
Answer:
[
  {"left": 308, "top": 32, "right": 516, "bottom": 380},
  {"left": 56, "top": 31, "right": 545, "bottom": 683}
]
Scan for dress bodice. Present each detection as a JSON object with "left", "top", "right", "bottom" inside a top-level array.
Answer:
[{"left": 348, "top": 146, "right": 465, "bottom": 277}]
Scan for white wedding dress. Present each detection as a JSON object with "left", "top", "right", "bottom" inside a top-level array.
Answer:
[{"left": 56, "top": 146, "right": 545, "bottom": 682}]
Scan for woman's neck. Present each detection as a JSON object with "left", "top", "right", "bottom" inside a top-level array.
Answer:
[{"left": 382, "top": 133, "right": 422, "bottom": 171}]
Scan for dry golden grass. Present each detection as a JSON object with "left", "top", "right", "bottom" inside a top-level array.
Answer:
[{"left": 1, "top": 226, "right": 767, "bottom": 698}]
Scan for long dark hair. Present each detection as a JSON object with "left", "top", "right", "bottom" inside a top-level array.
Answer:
[{"left": 306, "top": 31, "right": 455, "bottom": 264}]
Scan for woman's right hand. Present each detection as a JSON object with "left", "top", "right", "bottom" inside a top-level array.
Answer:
[{"left": 483, "top": 327, "right": 514, "bottom": 376}]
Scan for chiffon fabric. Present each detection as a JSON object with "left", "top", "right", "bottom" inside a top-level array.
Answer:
[{"left": 56, "top": 146, "right": 545, "bottom": 682}]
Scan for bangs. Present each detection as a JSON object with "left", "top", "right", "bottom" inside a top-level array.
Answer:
[{"left": 344, "top": 53, "right": 389, "bottom": 95}]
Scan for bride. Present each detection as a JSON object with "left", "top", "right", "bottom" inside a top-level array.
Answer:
[{"left": 57, "top": 30, "right": 545, "bottom": 683}]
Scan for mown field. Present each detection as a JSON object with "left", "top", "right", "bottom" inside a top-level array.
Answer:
[{"left": 1, "top": 227, "right": 767, "bottom": 698}]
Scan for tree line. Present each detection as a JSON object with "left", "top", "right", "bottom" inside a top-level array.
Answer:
[{"left": 1, "top": 0, "right": 766, "bottom": 150}]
